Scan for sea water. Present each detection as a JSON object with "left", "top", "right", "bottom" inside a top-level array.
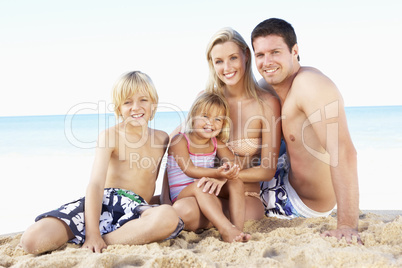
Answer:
[
  {"left": 0, "top": 111, "right": 188, "bottom": 156},
  {"left": 0, "top": 106, "right": 401, "bottom": 234}
]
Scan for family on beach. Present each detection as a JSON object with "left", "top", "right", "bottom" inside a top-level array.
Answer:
[{"left": 20, "top": 18, "right": 362, "bottom": 254}]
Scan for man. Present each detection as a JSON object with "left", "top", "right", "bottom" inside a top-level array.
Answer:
[{"left": 252, "top": 18, "right": 361, "bottom": 244}]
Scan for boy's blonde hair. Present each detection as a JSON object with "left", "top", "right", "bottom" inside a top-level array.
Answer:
[
  {"left": 112, "top": 71, "right": 159, "bottom": 120},
  {"left": 185, "top": 92, "right": 230, "bottom": 142}
]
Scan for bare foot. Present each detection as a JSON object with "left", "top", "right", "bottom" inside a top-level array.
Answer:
[
  {"left": 233, "top": 232, "right": 251, "bottom": 242},
  {"left": 221, "top": 225, "right": 251, "bottom": 243}
]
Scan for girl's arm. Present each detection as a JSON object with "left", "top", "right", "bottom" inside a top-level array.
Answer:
[
  {"left": 238, "top": 95, "right": 282, "bottom": 183},
  {"left": 169, "top": 134, "right": 224, "bottom": 179},
  {"left": 82, "top": 130, "right": 114, "bottom": 253}
]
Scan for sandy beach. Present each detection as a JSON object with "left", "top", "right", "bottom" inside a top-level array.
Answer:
[
  {"left": 1, "top": 109, "right": 401, "bottom": 267},
  {"left": 1, "top": 210, "right": 401, "bottom": 268}
]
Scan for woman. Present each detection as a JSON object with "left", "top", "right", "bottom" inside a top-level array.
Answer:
[{"left": 162, "top": 28, "right": 281, "bottom": 232}]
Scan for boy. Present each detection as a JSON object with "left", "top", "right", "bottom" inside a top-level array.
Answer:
[{"left": 20, "top": 71, "right": 183, "bottom": 254}]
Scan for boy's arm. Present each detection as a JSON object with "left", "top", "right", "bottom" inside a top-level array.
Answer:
[
  {"left": 160, "top": 168, "right": 172, "bottom": 205},
  {"left": 82, "top": 130, "right": 114, "bottom": 252},
  {"left": 152, "top": 130, "right": 171, "bottom": 205}
]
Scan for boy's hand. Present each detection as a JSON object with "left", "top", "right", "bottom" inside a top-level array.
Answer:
[
  {"left": 216, "top": 162, "right": 239, "bottom": 180},
  {"left": 82, "top": 235, "right": 107, "bottom": 253},
  {"left": 197, "top": 177, "right": 227, "bottom": 195}
]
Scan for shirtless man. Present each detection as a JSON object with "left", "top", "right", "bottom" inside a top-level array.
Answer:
[{"left": 252, "top": 18, "right": 361, "bottom": 244}]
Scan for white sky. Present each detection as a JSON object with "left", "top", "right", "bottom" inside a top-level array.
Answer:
[{"left": 1, "top": 0, "right": 402, "bottom": 117}]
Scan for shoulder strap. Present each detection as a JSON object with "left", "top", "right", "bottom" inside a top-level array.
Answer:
[
  {"left": 211, "top": 136, "right": 218, "bottom": 154},
  {"left": 179, "top": 132, "right": 191, "bottom": 152}
]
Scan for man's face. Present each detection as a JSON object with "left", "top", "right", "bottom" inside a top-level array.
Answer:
[{"left": 253, "top": 35, "right": 297, "bottom": 87}]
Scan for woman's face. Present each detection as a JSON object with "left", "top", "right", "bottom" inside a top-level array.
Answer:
[{"left": 210, "top": 41, "right": 248, "bottom": 89}]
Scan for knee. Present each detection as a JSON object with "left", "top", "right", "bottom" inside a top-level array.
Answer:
[
  {"left": 173, "top": 201, "right": 193, "bottom": 223},
  {"left": 20, "top": 226, "right": 42, "bottom": 254},
  {"left": 154, "top": 205, "right": 180, "bottom": 232},
  {"left": 20, "top": 217, "right": 71, "bottom": 254},
  {"left": 173, "top": 200, "right": 201, "bottom": 232}
]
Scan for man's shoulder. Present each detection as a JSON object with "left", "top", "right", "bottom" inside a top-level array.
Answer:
[
  {"left": 292, "top": 66, "right": 337, "bottom": 95},
  {"left": 294, "top": 66, "right": 334, "bottom": 85},
  {"left": 289, "top": 66, "right": 341, "bottom": 113}
]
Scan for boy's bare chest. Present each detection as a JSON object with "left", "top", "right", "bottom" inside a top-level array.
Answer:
[{"left": 114, "top": 136, "right": 164, "bottom": 165}]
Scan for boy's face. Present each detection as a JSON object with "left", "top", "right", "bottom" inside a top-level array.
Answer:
[
  {"left": 119, "top": 92, "right": 155, "bottom": 127},
  {"left": 192, "top": 105, "right": 225, "bottom": 140}
]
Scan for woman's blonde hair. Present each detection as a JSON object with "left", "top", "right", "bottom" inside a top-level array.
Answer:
[
  {"left": 205, "top": 28, "right": 277, "bottom": 102},
  {"left": 112, "top": 71, "right": 159, "bottom": 120},
  {"left": 185, "top": 92, "right": 230, "bottom": 142}
]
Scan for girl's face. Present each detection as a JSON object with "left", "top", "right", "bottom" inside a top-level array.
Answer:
[
  {"left": 192, "top": 105, "right": 225, "bottom": 140},
  {"left": 210, "top": 41, "right": 248, "bottom": 89},
  {"left": 119, "top": 91, "right": 155, "bottom": 127}
]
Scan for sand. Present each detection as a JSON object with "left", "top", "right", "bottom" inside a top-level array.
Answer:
[{"left": 1, "top": 211, "right": 401, "bottom": 268}]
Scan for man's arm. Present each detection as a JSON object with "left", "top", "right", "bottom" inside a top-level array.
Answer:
[{"left": 297, "top": 69, "right": 361, "bottom": 243}]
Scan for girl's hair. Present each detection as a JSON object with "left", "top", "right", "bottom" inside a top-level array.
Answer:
[
  {"left": 185, "top": 92, "right": 230, "bottom": 142},
  {"left": 112, "top": 71, "right": 159, "bottom": 120},
  {"left": 205, "top": 27, "right": 275, "bottom": 101}
]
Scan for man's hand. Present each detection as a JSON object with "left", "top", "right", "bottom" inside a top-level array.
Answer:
[
  {"left": 321, "top": 227, "right": 363, "bottom": 245},
  {"left": 197, "top": 177, "right": 227, "bottom": 196},
  {"left": 82, "top": 235, "right": 107, "bottom": 253}
]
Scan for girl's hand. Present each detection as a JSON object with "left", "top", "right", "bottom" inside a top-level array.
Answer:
[
  {"left": 82, "top": 235, "right": 107, "bottom": 253},
  {"left": 197, "top": 177, "right": 227, "bottom": 195},
  {"left": 217, "top": 162, "right": 240, "bottom": 180}
]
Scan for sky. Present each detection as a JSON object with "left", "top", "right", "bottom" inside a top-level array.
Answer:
[{"left": 1, "top": 0, "right": 402, "bottom": 117}]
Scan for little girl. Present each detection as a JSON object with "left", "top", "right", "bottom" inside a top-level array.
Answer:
[{"left": 167, "top": 92, "right": 250, "bottom": 242}]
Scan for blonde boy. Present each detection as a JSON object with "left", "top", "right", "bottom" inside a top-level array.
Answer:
[{"left": 21, "top": 71, "right": 183, "bottom": 254}]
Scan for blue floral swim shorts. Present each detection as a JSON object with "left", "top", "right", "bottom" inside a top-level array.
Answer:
[
  {"left": 260, "top": 153, "right": 333, "bottom": 219},
  {"left": 35, "top": 188, "right": 183, "bottom": 244}
]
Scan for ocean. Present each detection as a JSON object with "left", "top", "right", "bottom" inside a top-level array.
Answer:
[{"left": 0, "top": 106, "right": 401, "bottom": 234}]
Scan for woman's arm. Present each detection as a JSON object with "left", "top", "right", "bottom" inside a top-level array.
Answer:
[{"left": 238, "top": 95, "right": 282, "bottom": 183}]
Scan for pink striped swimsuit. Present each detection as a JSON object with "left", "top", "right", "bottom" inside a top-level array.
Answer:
[{"left": 167, "top": 133, "right": 217, "bottom": 203}]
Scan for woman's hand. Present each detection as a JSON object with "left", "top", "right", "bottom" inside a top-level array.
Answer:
[{"left": 196, "top": 177, "right": 227, "bottom": 195}]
